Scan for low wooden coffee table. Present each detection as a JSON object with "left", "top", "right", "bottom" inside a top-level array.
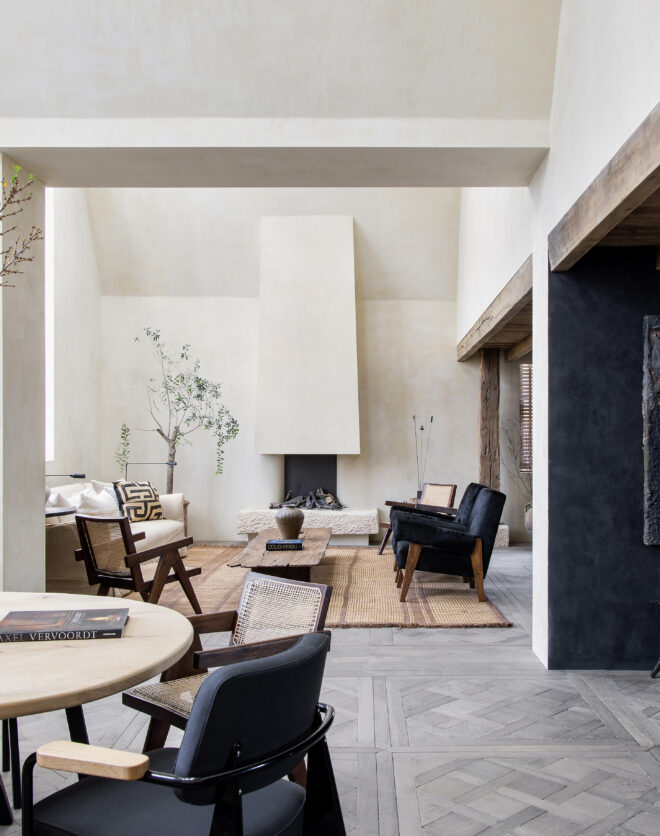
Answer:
[{"left": 228, "top": 527, "right": 331, "bottom": 582}]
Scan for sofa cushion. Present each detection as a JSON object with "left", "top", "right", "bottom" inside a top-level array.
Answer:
[
  {"left": 77, "top": 488, "right": 120, "bottom": 518},
  {"left": 114, "top": 480, "right": 164, "bottom": 522},
  {"left": 130, "top": 518, "right": 186, "bottom": 553}
]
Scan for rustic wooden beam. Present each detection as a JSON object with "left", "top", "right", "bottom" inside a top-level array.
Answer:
[
  {"left": 478, "top": 349, "right": 500, "bottom": 489},
  {"left": 457, "top": 256, "right": 532, "bottom": 362},
  {"left": 504, "top": 333, "right": 533, "bottom": 362},
  {"left": 548, "top": 101, "right": 660, "bottom": 272}
]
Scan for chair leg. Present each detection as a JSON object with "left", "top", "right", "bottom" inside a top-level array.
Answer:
[
  {"left": 8, "top": 719, "right": 19, "bottom": 810},
  {"left": 143, "top": 718, "right": 171, "bottom": 753},
  {"left": 392, "top": 557, "right": 397, "bottom": 572},
  {"left": 462, "top": 576, "right": 469, "bottom": 584},
  {"left": 469, "top": 578, "right": 475, "bottom": 589},
  {"left": 2, "top": 720, "right": 8, "bottom": 772},
  {"left": 399, "top": 543, "right": 421, "bottom": 602},
  {"left": 171, "top": 555, "right": 203, "bottom": 614},
  {"left": 288, "top": 759, "right": 307, "bottom": 788},
  {"left": 147, "top": 553, "right": 175, "bottom": 605},
  {"left": 65, "top": 706, "right": 89, "bottom": 745},
  {"left": 378, "top": 526, "right": 392, "bottom": 555},
  {"left": 395, "top": 568, "right": 403, "bottom": 587},
  {"left": 304, "top": 738, "right": 346, "bottom": 835},
  {"left": 470, "top": 538, "right": 485, "bottom": 602},
  {"left": 96, "top": 583, "right": 110, "bottom": 596}
]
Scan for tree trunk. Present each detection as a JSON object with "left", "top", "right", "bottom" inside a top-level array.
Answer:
[{"left": 167, "top": 441, "right": 177, "bottom": 494}]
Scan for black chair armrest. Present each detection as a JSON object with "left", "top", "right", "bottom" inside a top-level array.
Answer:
[{"left": 391, "top": 512, "right": 476, "bottom": 553}]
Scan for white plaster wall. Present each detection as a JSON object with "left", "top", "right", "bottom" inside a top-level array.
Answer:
[
  {"left": 456, "top": 187, "right": 532, "bottom": 341},
  {"left": 85, "top": 188, "right": 459, "bottom": 301},
  {"left": 47, "top": 190, "right": 103, "bottom": 482},
  {"left": 2, "top": 1, "right": 560, "bottom": 119},
  {"left": 454, "top": 0, "right": 660, "bottom": 664},
  {"left": 85, "top": 188, "right": 469, "bottom": 541},
  {"left": 256, "top": 216, "right": 360, "bottom": 455},
  {"left": 0, "top": 156, "right": 45, "bottom": 591},
  {"left": 339, "top": 301, "right": 479, "bottom": 524}
]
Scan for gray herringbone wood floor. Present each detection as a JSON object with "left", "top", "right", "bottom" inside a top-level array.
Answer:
[{"left": 4, "top": 545, "right": 660, "bottom": 835}]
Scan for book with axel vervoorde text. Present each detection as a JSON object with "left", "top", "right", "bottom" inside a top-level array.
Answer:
[{"left": 0, "top": 609, "right": 130, "bottom": 642}]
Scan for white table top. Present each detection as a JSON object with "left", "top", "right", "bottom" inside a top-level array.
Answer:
[{"left": 0, "top": 592, "right": 193, "bottom": 720}]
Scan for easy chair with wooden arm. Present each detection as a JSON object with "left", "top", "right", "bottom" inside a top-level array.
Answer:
[
  {"left": 123, "top": 572, "right": 332, "bottom": 752},
  {"left": 378, "top": 482, "right": 457, "bottom": 555},
  {"left": 390, "top": 485, "right": 506, "bottom": 602},
  {"left": 21, "top": 633, "right": 346, "bottom": 836},
  {"left": 74, "top": 514, "right": 202, "bottom": 614}
]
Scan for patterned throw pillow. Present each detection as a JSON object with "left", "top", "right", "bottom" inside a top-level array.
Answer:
[{"left": 113, "top": 480, "right": 164, "bottom": 522}]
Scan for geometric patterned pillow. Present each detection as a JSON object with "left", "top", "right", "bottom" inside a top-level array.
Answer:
[{"left": 113, "top": 480, "right": 164, "bottom": 522}]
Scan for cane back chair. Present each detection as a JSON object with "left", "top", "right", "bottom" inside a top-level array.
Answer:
[
  {"left": 74, "top": 515, "right": 202, "bottom": 614},
  {"left": 378, "top": 482, "right": 457, "bottom": 555},
  {"left": 123, "top": 572, "right": 332, "bottom": 751}
]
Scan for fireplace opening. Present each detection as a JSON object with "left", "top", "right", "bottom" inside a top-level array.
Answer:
[{"left": 269, "top": 455, "right": 343, "bottom": 509}]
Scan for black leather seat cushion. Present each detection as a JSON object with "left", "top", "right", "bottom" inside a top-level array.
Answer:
[{"left": 31, "top": 749, "right": 305, "bottom": 836}]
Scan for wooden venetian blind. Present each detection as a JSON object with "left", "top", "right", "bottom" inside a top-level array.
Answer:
[{"left": 519, "top": 363, "right": 533, "bottom": 472}]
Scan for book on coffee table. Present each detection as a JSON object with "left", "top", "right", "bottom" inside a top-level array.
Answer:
[
  {"left": 0, "top": 608, "right": 130, "bottom": 642},
  {"left": 265, "top": 539, "right": 303, "bottom": 551}
]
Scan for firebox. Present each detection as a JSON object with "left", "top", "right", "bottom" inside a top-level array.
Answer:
[{"left": 284, "top": 455, "right": 337, "bottom": 499}]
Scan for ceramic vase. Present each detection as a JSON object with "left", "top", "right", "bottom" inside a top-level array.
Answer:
[{"left": 275, "top": 506, "right": 304, "bottom": 540}]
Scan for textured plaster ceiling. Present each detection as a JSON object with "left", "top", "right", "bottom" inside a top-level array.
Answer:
[{"left": 4, "top": 0, "right": 561, "bottom": 119}]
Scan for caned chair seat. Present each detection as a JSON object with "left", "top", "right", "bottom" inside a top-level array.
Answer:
[
  {"left": 123, "top": 572, "right": 332, "bottom": 752},
  {"left": 129, "top": 674, "right": 208, "bottom": 720}
]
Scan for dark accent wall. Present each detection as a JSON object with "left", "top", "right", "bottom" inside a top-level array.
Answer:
[
  {"left": 283, "top": 455, "right": 337, "bottom": 499},
  {"left": 549, "top": 247, "right": 660, "bottom": 668}
]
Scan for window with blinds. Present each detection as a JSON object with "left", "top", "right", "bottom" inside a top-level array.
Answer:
[{"left": 519, "top": 363, "right": 533, "bottom": 472}]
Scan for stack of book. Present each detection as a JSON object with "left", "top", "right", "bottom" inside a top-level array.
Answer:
[{"left": 265, "top": 539, "right": 303, "bottom": 551}]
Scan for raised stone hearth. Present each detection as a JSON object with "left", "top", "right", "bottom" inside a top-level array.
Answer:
[{"left": 237, "top": 508, "right": 379, "bottom": 546}]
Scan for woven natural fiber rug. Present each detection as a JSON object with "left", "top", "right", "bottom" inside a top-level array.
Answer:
[{"left": 158, "top": 545, "right": 512, "bottom": 628}]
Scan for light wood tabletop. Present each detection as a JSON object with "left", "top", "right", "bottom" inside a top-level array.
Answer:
[{"left": 0, "top": 591, "right": 193, "bottom": 720}]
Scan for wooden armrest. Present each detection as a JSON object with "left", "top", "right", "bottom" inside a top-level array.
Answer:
[
  {"left": 414, "top": 503, "right": 456, "bottom": 515},
  {"left": 194, "top": 630, "right": 331, "bottom": 670},
  {"left": 385, "top": 500, "right": 415, "bottom": 508},
  {"left": 188, "top": 610, "right": 237, "bottom": 635},
  {"left": 132, "top": 531, "right": 146, "bottom": 542},
  {"left": 125, "top": 537, "right": 194, "bottom": 566},
  {"left": 36, "top": 741, "right": 149, "bottom": 781}
]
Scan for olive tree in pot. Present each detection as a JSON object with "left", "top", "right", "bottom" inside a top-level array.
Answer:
[{"left": 127, "top": 328, "right": 239, "bottom": 493}]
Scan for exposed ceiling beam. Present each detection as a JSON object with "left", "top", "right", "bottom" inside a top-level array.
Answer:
[
  {"left": 504, "top": 334, "right": 532, "bottom": 362},
  {"left": 457, "top": 256, "right": 532, "bottom": 362},
  {"left": 548, "top": 101, "right": 660, "bottom": 271}
]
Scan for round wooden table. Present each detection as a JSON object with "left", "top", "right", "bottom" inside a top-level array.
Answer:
[{"left": 0, "top": 591, "right": 193, "bottom": 823}]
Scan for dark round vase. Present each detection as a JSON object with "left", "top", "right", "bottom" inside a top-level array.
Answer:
[{"left": 275, "top": 506, "right": 304, "bottom": 540}]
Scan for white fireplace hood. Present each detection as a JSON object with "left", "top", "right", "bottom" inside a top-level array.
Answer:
[{"left": 255, "top": 215, "right": 360, "bottom": 454}]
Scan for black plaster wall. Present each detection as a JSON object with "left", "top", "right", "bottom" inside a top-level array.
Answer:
[{"left": 549, "top": 246, "right": 660, "bottom": 668}]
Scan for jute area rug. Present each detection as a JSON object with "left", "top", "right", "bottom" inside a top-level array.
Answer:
[{"left": 158, "top": 545, "right": 512, "bottom": 628}]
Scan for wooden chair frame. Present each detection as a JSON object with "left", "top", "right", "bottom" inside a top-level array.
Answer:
[
  {"left": 395, "top": 537, "right": 485, "bottom": 602},
  {"left": 123, "top": 575, "right": 332, "bottom": 752},
  {"left": 74, "top": 515, "right": 202, "bottom": 614},
  {"left": 379, "top": 482, "right": 457, "bottom": 556}
]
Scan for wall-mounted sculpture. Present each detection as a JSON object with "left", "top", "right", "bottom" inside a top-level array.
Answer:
[{"left": 643, "top": 315, "right": 660, "bottom": 544}]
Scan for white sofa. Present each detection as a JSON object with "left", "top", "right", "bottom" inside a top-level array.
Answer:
[{"left": 45, "top": 482, "right": 187, "bottom": 594}]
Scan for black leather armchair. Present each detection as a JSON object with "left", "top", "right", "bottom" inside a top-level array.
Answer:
[
  {"left": 390, "top": 485, "right": 505, "bottom": 603},
  {"left": 21, "top": 633, "right": 345, "bottom": 836}
]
